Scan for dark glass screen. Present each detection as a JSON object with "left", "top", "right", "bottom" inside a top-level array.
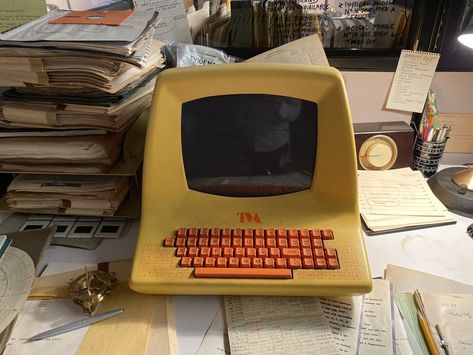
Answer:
[{"left": 181, "top": 94, "right": 317, "bottom": 197}]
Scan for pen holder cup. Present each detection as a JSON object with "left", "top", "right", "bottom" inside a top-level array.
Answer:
[{"left": 412, "top": 135, "right": 446, "bottom": 177}]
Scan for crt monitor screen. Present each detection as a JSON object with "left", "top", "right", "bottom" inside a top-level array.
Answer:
[{"left": 181, "top": 94, "right": 317, "bottom": 197}]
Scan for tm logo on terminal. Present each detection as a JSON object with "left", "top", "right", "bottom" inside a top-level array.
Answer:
[{"left": 237, "top": 212, "right": 261, "bottom": 224}]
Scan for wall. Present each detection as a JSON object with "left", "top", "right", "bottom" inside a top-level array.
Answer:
[{"left": 342, "top": 71, "right": 473, "bottom": 165}]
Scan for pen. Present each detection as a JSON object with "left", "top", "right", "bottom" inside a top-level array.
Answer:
[
  {"left": 435, "top": 324, "right": 450, "bottom": 355},
  {"left": 28, "top": 308, "right": 124, "bottom": 341},
  {"left": 417, "top": 311, "right": 441, "bottom": 355}
]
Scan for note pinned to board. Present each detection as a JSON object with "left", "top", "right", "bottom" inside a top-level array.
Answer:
[
  {"left": 0, "top": 0, "right": 47, "bottom": 33},
  {"left": 386, "top": 50, "right": 440, "bottom": 113},
  {"left": 437, "top": 113, "right": 473, "bottom": 153}
]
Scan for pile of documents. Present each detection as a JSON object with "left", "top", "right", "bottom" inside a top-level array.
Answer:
[
  {"left": 0, "top": 8, "right": 164, "bottom": 172},
  {"left": 0, "top": 8, "right": 165, "bottom": 216},
  {"left": 358, "top": 168, "right": 456, "bottom": 234},
  {"left": 6, "top": 175, "right": 129, "bottom": 216}
]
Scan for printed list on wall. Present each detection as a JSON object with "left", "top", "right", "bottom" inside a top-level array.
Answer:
[{"left": 386, "top": 50, "right": 440, "bottom": 113}]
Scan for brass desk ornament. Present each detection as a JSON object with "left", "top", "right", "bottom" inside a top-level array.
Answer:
[{"left": 68, "top": 267, "right": 118, "bottom": 315}]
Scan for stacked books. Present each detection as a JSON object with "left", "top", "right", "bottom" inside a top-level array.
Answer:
[{"left": 0, "top": 8, "right": 164, "bottom": 216}]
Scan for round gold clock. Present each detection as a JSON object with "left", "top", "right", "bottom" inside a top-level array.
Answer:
[{"left": 358, "top": 135, "right": 398, "bottom": 170}]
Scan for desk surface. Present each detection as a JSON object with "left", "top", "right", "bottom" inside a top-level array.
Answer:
[{"left": 1, "top": 196, "right": 472, "bottom": 355}]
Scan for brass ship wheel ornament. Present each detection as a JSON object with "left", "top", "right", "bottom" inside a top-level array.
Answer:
[{"left": 68, "top": 267, "right": 118, "bottom": 315}]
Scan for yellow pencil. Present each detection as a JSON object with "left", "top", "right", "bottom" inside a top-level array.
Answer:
[{"left": 417, "top": 311, "right": 440, "bottom": 355}]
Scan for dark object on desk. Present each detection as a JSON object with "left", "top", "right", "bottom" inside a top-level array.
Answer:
[
  {"left": 467, "top": 223, "right": 473, "bottom": 238},
  {"left": 412, "top": 135, "right": 447, "bottom": 177},
  {"left": 428, "top": 167, "right": 473, "bottom": 218},
  {"left": 6, "top": 226, "right": 54, "bottom": 268},
  {"left": 353, "top": 121, "right": 414, "bottom": 170}
]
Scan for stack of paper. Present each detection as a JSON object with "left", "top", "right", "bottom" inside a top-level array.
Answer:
[
  {"left": 6, "top": 175, "right": 129, "bottom": 216},
  {"left": 358, "top": 168, "right": 456, "bottom": 234}
]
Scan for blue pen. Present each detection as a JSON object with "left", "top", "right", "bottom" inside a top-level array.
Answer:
[{"left": 27, "top": 308, "right": 124, "bottom": 341}]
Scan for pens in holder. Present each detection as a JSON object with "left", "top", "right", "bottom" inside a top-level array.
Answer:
[{"left": 27, "top": 308, "right": 124, "bottom": 341}]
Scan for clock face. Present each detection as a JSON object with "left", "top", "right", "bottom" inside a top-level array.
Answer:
[{"left": 359, "top": 135, "right": 398, "bottom": 170}]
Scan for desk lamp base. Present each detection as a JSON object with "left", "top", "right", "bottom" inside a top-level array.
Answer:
[{"left": 427, "top": 167, "right": 473, "bottom": 218}]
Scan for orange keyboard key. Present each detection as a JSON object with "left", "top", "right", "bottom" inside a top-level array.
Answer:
[
  {"left": 176, "top": 237, "right": 186, "bottom": 247},
  {"left": 310, "top": 229, "right": 321, "bottom": 238},
  {"left": 198, "top": 238, "right": 209, "bottom": 247},
  {"left": 299, "top": 229, "right": 310, "bottom": 239},
  {"left": 303, "top": 258, "right": 314, "bottom": 269},
  {"left": 253, "top": 258, "right": 263, "bottom": 268},
  {"left": 188, "top": 247, "right": 199, "bottom": 257},
  {"left": 322, "top": 229, "right": 334, "bottom": 240},
  {"left": 177, "top": 228, "right": 187, "bottom": 237},
  {"left": 313, "top": 248, "right": 325, "bottom": 258},
  {"left": 264, "top": 258, "right": 275, "bottom": 268},
  {"left": 221, "top": 237, "right": 231, "bottom": 247},
  {"left": 288, "top": 258, "right": 302, "bottom": 269},
  {"left": 200, "top": 247, "right": 210, "bottom": 258},
  {"left": 188, "top": 228, "right": 198, "bottom": 237},
  {"left": 281, "top": 248, "right": 301, "bottom": 258},
  {"left": 221, "top": 228, "right": 232, "bottom": 237},
  {"left": 266, "top": 228, "right": 275, "bottom": 238},
  {"left": 315, "top": 258, "right": 327, "bottom": 269},
  {"left": 300, "top": 239, "right": 311, "bottom": 248},
  {"left": 216, "top": 257, "right": 227, "bottom": 268},
  {"left": 312, "top": 239, "right": 324, "bottom": 249},
  {"left": 301, "top": 248, "right": 312, "bottom": 258},
  {"left": 235, "top": 247, "right": 245, "bottom": 258},
  {"left": 325, "top": 248, "right": 337, "bottom": 258},
  {"left": 277, "top": 238, "right": 288, "bottom": 248},
  {"left": 246, "top": 248, "right": 257, "bottom": 259},
  {"left": 255, "top": 238, "right": 265, "bottom": 248},
  {"left": 228, "top": 257, "right": 239, "bottom": 267},
  {"left": 209, "top": 237, "right": 220, "bottom": 247},
  {"left": 163, "top": 237, "right": 175, "bottom": 247},
  {"left": 209, "top": 228, "right": 219, "bottom": 237},
  {"left": 205, "top": 257, "right": 215, "bottom": 267},
  {"left": 180, "top": 257, "right": 192, "bottom": 267},
  {"left": 187, "top": 237, "right": 197, "bottom": 247},
  {"left": 193, "top": 257, "right": 204, "bottom": 267},
  {"left": 243, "top": 238, "right": 254, "bottom": 248},
  {"left": 232, "top": 238, "right": 243, "bottom": 247},
  {"left": 233, "top": 228, "right": 243, "bottom": 237},
  {"left": 266, "top": 238, "right": 277, "bottom": 248},
  {"left": 194, "top": 267, "right": 292, "bottom": 279},
  {"left": 176, "top": 247, "right": 187, "bottom": 257},
  {"left": 211, "top": 247, "right": 222, "bottom": 257},
  {"left": 200, "top": 228, "right": 211, "bottom": 237},
  {"left": 257, "top": 247, "right": 268, "bottom": 258},
  {"left": 276, "top": 258, "right": 287, "bottom": 268},
  {"left": 276, "top": 228, "right": 287, "bottom": 238},
  {"left": 269, "top": 248, "right": 280, "bottom": 258},
  {"left": 255, "top": 228, "right": 264, "bottom": 238},
  {"left": 289, "top": 239, "right": 300, "bottom": 248},
  {"left": 223, "top": 247, "right": 234, "bottom": 257},
  {"left": 244, "top": 228, "right": 253, "bottom": 237},
  {"left": 288, "top": 229, "right": 298, "bottom": 239},
  {"left": 327, "top": 258, "right": 340, "bottom": 269},
  {"left": 241, "top": 258, "right": 251, "bottom": 268}
]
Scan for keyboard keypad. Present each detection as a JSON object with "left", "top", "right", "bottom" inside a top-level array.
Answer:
[{"left": 163, "top": 227, "right": 341, "bottom": 279}]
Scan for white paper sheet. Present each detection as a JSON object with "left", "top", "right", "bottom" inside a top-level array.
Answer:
[{"left": 4, "top": 299, "right": 89, "bottom": 355}]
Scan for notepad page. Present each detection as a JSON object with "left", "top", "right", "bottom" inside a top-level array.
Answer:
[{"left": 224, "top": 296, "right": 338, "bottom": 355}]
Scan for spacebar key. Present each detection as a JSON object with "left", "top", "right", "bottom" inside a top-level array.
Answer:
[{"left": 194, "top": 267, "right": 293, "bottom": 279}]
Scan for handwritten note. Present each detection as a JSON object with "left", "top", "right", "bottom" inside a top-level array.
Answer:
[
  {"left": 419, "top": 291, "right": 473, "bottom": 355},
  {"left": 359, "top": 279, "right": 395, "bottom": 355},
  {"left": 133, "top": 0, "right": 192, "bottom": 44},
  {"left": 0, "top": 0, "right": 46, "bottom": 34},
  {"left": 437, "top": 113, "right": 473, "bottom": 153},
  {"left": 386, "top": 50, "right": 440, "bottom": 113},
  {"left": 224, "top": 296, "right": 338, "bottom": 355},
  {"left": 319, "top": 296, "right": 364, "bottom": 353}
]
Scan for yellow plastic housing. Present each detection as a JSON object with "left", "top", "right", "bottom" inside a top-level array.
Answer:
[{"left": 130, "top": 63, "right": 372, "bottom": 296}]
